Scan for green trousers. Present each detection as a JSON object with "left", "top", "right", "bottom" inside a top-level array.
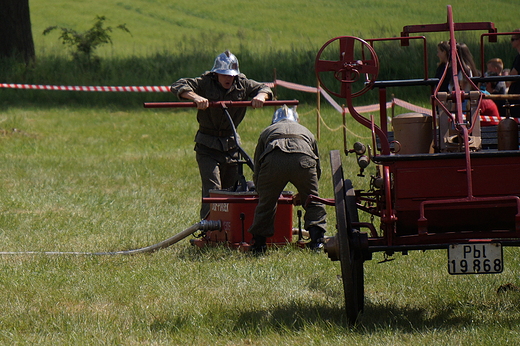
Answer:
[{"left": 248, "top": 149, "right": 326, "bottom": 238}]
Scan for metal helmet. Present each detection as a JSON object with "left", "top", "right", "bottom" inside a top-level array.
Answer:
[
  {"left": 272, "top": 105, "right": 299, "bottom": 124},
  {"left": 211, "top": 50, "right": 240, "bottom": 76}
]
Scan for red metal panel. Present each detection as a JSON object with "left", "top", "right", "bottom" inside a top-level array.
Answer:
[
  {"left": 401, "top": 22, "right": 496, "bottom": 36},
  {"left": 384, "top": 154, "right": 520, "bottom": 239},
  {"left": 205, "top": 191, "right": 294, "bottom": 245}
]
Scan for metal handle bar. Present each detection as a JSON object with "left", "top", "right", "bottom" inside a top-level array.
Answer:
[
  {"left": 143, "top": 99, "right": 299, "bottom": 173},
  {"left": 202, "top": 196, "right": 294, "bottom": 204},
  {"left": 437, "top": 91, "right": 520, "bottom": 101},
  {"left": 143, "top": 100, "right": 299, "bottom": 108}
]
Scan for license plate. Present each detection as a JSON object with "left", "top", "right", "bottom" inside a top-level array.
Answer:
[{"left": 448, "top": 243, "right": 503, "bottom": 275}]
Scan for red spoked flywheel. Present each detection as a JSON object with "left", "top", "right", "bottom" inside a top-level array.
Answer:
[{"left": 315, "top": 36, "right": 379, "bottom": 99}]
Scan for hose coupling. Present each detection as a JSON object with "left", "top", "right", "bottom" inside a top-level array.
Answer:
[{"left": 199, "top": 220, "right": 222, "bottom": 231}]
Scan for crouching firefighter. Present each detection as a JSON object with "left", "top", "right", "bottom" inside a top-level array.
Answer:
[{"left": 248, "top": 105, "right": 327, "bottom": 253}]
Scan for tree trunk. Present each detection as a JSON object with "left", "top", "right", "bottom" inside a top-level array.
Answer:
[{"left": 0, "top": 0, "right": 35, "bottom": 64}]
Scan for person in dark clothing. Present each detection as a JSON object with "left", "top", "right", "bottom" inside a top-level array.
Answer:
[
  {"left": 508, "top": 29, "right": 520, "bottom": 117},
  {"left": 170, "top": 51, "right": 273, "bottom": 219},
  {"left": 485, "top": 69, "right": 507, "bottom": 117},
  {"left": 248, "top": 106, "right": 327, "bottom": 253},
  {"left": 435, "top": 41, "right": 451, "bottom": 92}
]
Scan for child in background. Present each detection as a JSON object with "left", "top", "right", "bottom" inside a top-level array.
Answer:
[
  {"left": 486, "top": 58, "right": 507, "bottom": 94},
  {"left": 485, "top": 58, "right": 507, "bottom": 116}
]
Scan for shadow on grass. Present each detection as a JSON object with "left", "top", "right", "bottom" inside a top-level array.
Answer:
[
  {"left": 150, "top": 297, "right": 520, "bottom": 336},
  {"left": 358, "top": 302, "right": 471, "bottom": 331},
  {"left": 231, "top": 302, "right": 476, "bottom": 333},
  {"left": 149, "top": 303, "right": 348, "bottom": 335}
]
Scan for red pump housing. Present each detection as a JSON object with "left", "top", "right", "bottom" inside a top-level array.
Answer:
[{"left": 191, "top": 190, "right": 295, "bottom": 249}]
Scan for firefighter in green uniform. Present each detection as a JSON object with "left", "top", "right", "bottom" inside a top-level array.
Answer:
[
  {"left": 170, "top": 51, "right": 273, "bottom": 219},
  {"left": 248, "top": 105, "right": 327, "bottom": 253}
]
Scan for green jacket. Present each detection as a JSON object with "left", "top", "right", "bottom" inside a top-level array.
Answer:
[
  {"left": 253, "top": 119, "right": 321, "bottom": 184},
  {"left": 171, "top": 72, "right": 273, "bottom": 152}
]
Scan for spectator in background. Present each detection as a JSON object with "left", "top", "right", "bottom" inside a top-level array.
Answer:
[
  {"left": 508, "top": 29, "right": 520, "bottom": 117},
  {"left": 486, "top": 58, "right": 507, "bottom": 94},
  {"left": 479, "top": 83, "right": 500, "bottom": 125},
  {"left": 454, "top": 44, "right": 503, "bottom": 124},
  {"left": 455, "top": 43, "right": 481, "bottom": 92},
  {"left": 170, "top": 50, "right": 273, "bottom": 219},
  {"left": 435, "top": 41, "right": 451, "bottom": 92},
  {"left": 435, "top": 42, "right": 480, "bottom": 92},
  {"left": 484, "top": 59, "right": 507, "bottom": 116},
  {"left": 487, "top": 58, "right": 504, "bottom": 75}
]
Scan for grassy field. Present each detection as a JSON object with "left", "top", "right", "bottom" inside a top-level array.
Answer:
[
  {"left": 29, "top": 0, "right": 520, "bottom": 57},
  {"left": 1, "top": 104, "right": 520, "bottom": 345},
  {"left": 1, "top": 1, "right": 520, "bottom": 344}
]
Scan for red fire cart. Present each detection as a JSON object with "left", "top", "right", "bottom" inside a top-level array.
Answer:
[{"left": 315, "top": 5, "right": 520, "bottom": 324}]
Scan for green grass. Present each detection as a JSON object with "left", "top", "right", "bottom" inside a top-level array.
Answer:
[
  {"left": 0, "top": 105, "right": 519, "bottom": 344},
  {"left": 5, "top": 246, "right": 520, "bottom": 345},
  {"left": 29, "top": 0, "right": 520, "bottom": 57},
  {"left": 2, "top": 1, "right": 520, "bottom": 344}
]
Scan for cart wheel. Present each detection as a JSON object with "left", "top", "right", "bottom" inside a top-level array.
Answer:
[
  {"left": 344, "top": 179, "right": 364, "bottom": 313},
  {"left": 315, "top": 36, "right": 379, "bottom": 98},
  {"left": 330, "top": 150, "right": 364, "bottom": 325}
]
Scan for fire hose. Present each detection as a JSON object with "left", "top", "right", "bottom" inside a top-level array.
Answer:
[{"left": 0, "top": 220, "right": 221, "bottom": 256}]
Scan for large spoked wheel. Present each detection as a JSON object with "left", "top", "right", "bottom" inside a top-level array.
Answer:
[
  {"left": 330, "top": 150, "right": 364, "bottom": 325},
  {"left": 315, "top": 36, "right": 379, "bottom": 99}
]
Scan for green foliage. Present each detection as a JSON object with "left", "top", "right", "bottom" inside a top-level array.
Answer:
[
  {"left": 0, "top": 1, "right": 515, "bottom": 107},
  {"left": 43, "top": 15, "right": 131, "bottom": 64},
  {"left": 0, "top": 36, "right": 514, "bottom": 108}
]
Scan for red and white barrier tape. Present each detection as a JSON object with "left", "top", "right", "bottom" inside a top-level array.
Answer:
[
  {"left": 0, "top": 81, "right": 275, "bottom": 93},
  {"left": 317, "top": 87, "right": 342, "bottom": 113},
  {"left": 392, "top": 98, "right": 432, "bottom": 115},
  {"left": 480, "top": 115, "right": 520, "bottom": 125},
  {"left": 275, "top": 80, "right": 317, "bottom": 93},
  {"left": 0, "top": 83, "right": 170, "bottom": 92},
  {"left": 3, "top": 80, "right": 519, "bottom": 125}
]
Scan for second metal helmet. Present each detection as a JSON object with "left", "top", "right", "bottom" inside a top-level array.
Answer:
[
  {"left": 211, "top": 50, "right": 240, "bottom": 76},
  {"left": 272, "top": 105, "right": 299, "bottom": 124}
]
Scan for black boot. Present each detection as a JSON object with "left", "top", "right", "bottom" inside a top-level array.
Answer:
[
  {"left": 307, "top": 227, "right": 325, "bottom": 251},
  {"left": 250, "top": 235, "right": 267, "bottom": 254}
]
